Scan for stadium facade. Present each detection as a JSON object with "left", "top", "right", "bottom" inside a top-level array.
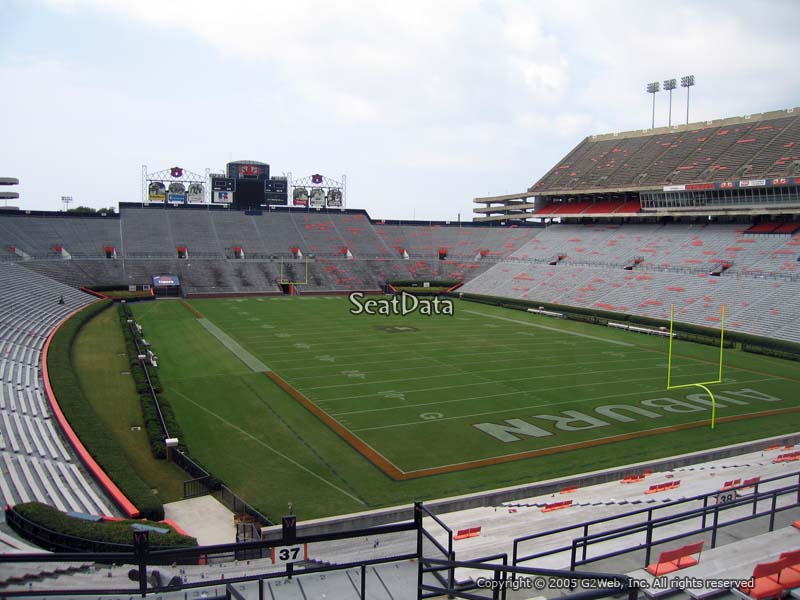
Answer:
[{"left": 474, "top": 106, "right": 800, "bottom": 222}]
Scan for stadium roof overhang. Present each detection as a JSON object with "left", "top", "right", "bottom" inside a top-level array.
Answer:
[
  {"left": 473, "top": 202, "right": 537, "bottom": 213},
  {"left": 473, "top": 191, "right": 538, "bottom": 204},
  {"left": 528, "top": 185, "right": 658, "bottom": 197}
]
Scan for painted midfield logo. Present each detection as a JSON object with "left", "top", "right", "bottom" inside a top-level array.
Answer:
[{"left": 348, "top": 291, "right": 454, "bottom": 316}]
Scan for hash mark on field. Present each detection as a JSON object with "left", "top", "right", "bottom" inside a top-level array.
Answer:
[
  {"left": 166, "top": 387, "right": 366, "bottom": 505},
  {"left": 340, "top": 370, "right": 366, "bottom": 379},
  {"left": 463, "top": 309, "right": 634, "bottom": 347}
]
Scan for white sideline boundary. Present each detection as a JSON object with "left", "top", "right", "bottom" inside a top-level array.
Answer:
[
  {"left": 197, "top": 318, "right": 270, "bottom": 373},
  {"left": 463, "top": 309, "right": 635, "bottom": 347}
]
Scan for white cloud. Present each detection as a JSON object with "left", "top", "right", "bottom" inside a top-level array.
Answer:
[{"left": 4, "top": 0, "right": 800, "bottom": 219}]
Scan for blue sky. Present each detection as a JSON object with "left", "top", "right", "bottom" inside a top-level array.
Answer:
[{"left": 2, "top": 0, "right": 798, "bottom": 219}]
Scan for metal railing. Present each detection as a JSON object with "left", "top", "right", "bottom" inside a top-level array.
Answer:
[
  {"left": 416, "top": 502, "right": 455, "bottom": 598},
  {"left": 220, "top": 485, "right": 272, "bottom": 528},
  {"left": 0, "top": 516, "right": 418, "bottom": 598},
  {"left": 513, "top": 470, "right": 800, "bottom": 573},
  {"left": 420, "top": 556, "right": 637, "bottom": 600}
]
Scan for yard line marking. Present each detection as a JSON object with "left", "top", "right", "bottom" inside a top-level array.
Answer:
[
  {"left": 332, "top": 365, "right": 734, "bottom": 416},
  {"left": 308, "top": 355, "right": 667, "bottom": 400},
  {"left": 197, "top": 318, "right": 270, "bottom": 373},
  {"left": 166, "top": 386, "right": 366, "bottom": 505},
  {"left": 350, "top": 376, "right": 781, "bottom": 431},
  {"left": 301, "top": 356, "right": 690, "bottom": 392},
  {"left": 462, "top": 309, "right": 634, "bottom": 347},
  {"left": 266, "top": 341, "right": 581, "bottom": 371},
  {"left": 254, "top": 332, "right": 584, "bottom": 362},
  {"left": 285, "top": 348, "right": 629, "bottom": 381}
]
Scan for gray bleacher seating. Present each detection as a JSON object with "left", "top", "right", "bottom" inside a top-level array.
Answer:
[
  {"left": 531, "top": 111, "right": 800, "bottom": 193},
  {"left": 0, "top": 262, "right": 116, "bottom": 518}
]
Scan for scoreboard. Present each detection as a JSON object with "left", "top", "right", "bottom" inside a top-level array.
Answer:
[{"left": 211, "top": 161, "right": 288, "bottom": 207}]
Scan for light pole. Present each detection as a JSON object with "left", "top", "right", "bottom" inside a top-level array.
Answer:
[
  {"left": 681, "top": 75, "right": 695, "bottom": 125},
  {"left": 663, "top": 78, "right": 677, "bottom": 127},
  {"left": 61, "top": 196, "right": 73, "bottom": 212},
  {"left": 646, "top": 82, "right": 660, "bottom": 128}
]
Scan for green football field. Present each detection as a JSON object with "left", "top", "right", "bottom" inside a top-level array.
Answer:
[{"left": 130, "top": 296, "right": 800, "bottom": 520}]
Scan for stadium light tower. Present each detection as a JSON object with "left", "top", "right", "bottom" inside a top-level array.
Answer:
[
  {"left": 646, "top": 81, "right": 660, "bottom": 129},
  {"left": 61, "top": 196, "right": 73, "bottom": 212},
  {"left": 681, "top": 75, "right": 695, "bottom": 125},
  {"left": 663, "top": 78, "right": 677, "bottom": 127}
]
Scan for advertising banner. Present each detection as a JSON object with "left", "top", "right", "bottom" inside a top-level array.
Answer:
[
  {"left": 148, "top": 181, "right": 166, "bottom": 202},
  {"left": 293, "top": 188, "right": 309, "bottom": 207},
  {"left": 187, "top": 183, "right": 204, "bottom": 203},
  {"left": 152, "top": 275, "right": 180, "bottom": 286},
  {"left": 739, "top": 179, "right": 767, "bottom": 188},
  {"left": 310, "top": 188, "right": 325, "bottom": 208},
  {"left": 327, "top": 188, "right": 343, "bottom": 208}
]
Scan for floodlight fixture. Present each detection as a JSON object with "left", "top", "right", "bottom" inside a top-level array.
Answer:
[
  {"left": 664, "top": 78, "right": 677, "bottom": 127},
  {"left": 681, "top": 75, "right": 696, "bottom": 124},
  {"left": 646, "top": 81, "right": 660, "bottom": 128}
]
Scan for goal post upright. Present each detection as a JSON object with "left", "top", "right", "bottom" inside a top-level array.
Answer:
[
  {"left": 666, "top": 303, "right": 726, "bottom": 428},
  {"left": 278, "top": 256, "right": 310, "bottom": 286}
]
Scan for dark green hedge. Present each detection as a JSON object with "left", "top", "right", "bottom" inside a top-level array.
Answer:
[
  {"left": 47, "top": 301, "right": 164, "bottom": 520},
  {"left": 10, "top": 502, "right": 196, "bottom": 551},
  {"left": 393, "top": 286, "right": 453, "bottom": 294},
  {"left": 118, "top": 306, "right": 222, "bottom": 490},
  {"left": 118, "top": 305, "right": 162, "bottom": 393},
  {"left": 118, "top": 305, "right": 186, "bottom": 459},
  {"left": 389, "top": 279, "right": 460, "bottom": 288},
  {"left": 742, "top": 344, "right": 800, "bottom": 362},
  {"left": 457, "top": 292, "right": 799, "bottom": 358},
  {"left": 86, "top": 284, "right": 129, "bottom": 292}
]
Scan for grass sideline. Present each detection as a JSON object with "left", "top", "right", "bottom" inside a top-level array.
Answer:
[
  {"left": 129, "top": 297, "right": 800, "bottom": 520},
  {"left": 73, "top": 304, "right": 186, "bottom": 503},
  {"left": 47, "top": 301, "right": 163, "bottom": 519}
]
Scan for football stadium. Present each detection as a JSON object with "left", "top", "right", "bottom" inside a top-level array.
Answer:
[{"left": 0, "top": 100, "right": 799, "bottom": 598}]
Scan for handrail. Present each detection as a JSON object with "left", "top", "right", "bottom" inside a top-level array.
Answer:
[
  {"left": 422, "top": 556, "right": 638, "bottom": 600},
  {"left": 569, "top": 484, "right": 798, "bottom": 570},
  {"left": 512, "top": 470, "right": 800, "bottom": 570}
]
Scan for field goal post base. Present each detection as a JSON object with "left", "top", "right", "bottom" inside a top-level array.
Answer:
[
  {"left": 278, "top": 257, "right": 310, "bottom": 292},
  {"left": 666, "top": 303, "right": 726, "bottom": 429}
]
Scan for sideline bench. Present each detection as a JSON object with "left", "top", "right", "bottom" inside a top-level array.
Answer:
[{"left": 646, "top": 541, "right": 704, "bottom": 576}]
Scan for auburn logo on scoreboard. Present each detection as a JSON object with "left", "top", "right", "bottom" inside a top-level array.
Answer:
[
  {"left": 239, "top": 165, "right": 262, "bottom": 177},
  {"left": 170, "top": 166, "right": 183, "bottom": 178}
]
